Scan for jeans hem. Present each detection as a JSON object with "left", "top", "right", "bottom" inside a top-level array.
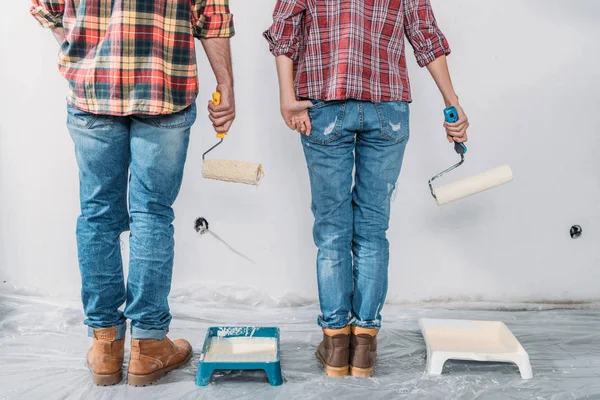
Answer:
[
  {"left": 351, "top": 320, "right": 382, "bottom": 329},
  {"left": 317, "top": 315, "right": 354, "bottom": 330},
  {"left": 131, "top": 326, "right": 168, "bottom": 340},
  {"left": 87, "top": 322, "right": 127, "bottom": 340}
]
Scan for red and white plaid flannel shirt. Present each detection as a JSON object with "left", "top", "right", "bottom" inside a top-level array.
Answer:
[
  {"left": 264, "top": 0, "right": 450, "bottom": 103},
  {"left": 31, "top": 0, "right": 234, "bottom": 116}
]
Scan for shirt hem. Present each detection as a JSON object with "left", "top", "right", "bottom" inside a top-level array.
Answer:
[
  {"left": 295, "top": 92, "right": 413, "bottom": 104},
  {"left": 65, "top": 92, "right": 199, "bottom": 116}
]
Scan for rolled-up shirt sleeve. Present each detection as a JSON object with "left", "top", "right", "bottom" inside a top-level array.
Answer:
[
  {"left": 403, "top": 0, "right": 451, "bottom": 67},
  {"left": 263, "top": 0, "right": 306, "bottom": 61},
  {"left": 192, "top": 0, "right": 235, "bottom": 39},
  {"left": 30, "top": 0, "right": 64, "bottom": 29}
]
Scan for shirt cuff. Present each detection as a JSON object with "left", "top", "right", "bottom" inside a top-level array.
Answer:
[
  {"left": 30, "top": 5, "right": 63, "bottom": 29},
  {"left": 193, "top": 13, "right": 235, "bottom": 39},
  {"left": 263, "top": 31, "right": 300, "bottom": 61},
  {"left": 415, "top": 40, "right": 451, "bottom": 67}
]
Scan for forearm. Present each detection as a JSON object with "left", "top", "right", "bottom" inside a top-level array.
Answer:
[
  {"left": 426, "top": 55, "right": 469, "bottom": 143},
  {"left": 425, "top": 55, "right": 458, "bottom": 106},
  {"left": 275, "top": 55, "right": 296, "bottom": 104},
  {"left": 200, "top": 38, "right": 233, "bottom": 86}
]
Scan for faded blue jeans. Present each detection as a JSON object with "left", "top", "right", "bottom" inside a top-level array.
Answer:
[
  {"left": 302, "top": 99, "right": 409, "bottom": 330},
  {"left": 67, "top": 103, "right": 196, "bottom": 340}
]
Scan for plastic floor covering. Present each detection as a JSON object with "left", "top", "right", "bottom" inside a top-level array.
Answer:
[{"left": 1, "top": 285, "right": 600, "bottom": 400}]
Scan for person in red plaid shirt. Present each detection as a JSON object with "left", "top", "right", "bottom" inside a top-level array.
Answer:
[
  {"left": 31, "top": 0, "right": 236, "bottom": 387},
  {"left": 265, "top": 0, "right": 469, "bottom": 377}
]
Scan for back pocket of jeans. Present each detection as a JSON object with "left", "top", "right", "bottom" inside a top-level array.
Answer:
[
  {"left": 306, "top": 101, "right": 346, "bottom": 145},
  {"left": 375, "top": 101, "right": 410, "bottom": 143},
  {"left": 67, "top": 105, "right": 114, "bottom": 131},
  {"left": 137, "top": 103, "right": 197, "bottom": 129}
]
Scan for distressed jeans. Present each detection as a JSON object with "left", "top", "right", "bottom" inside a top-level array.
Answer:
[
  {"left": 67, "top": 103, "right": 196, "bottom": 340},
  {"left": 302, "top": 99, "right": 409, "bottom": 329}
]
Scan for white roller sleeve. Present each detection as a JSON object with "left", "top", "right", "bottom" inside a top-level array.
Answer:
[
  {"left": 434, "top": 165, "right": 513, "bottom": 206},
  {"left": 202, "top": 159, "right": 264, "bottom": 186}
]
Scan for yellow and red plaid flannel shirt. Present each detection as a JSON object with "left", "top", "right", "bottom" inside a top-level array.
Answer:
[{"left": 31, "top": 0, "right": 234, "bottom": 115}]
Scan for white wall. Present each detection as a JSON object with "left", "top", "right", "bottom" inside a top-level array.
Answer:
[{"left": 1, "top": 0, "right": 599, "bottom": 303}]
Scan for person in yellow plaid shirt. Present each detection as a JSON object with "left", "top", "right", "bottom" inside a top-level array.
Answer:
[{"left": 30, "top": 0, "right": 236, "bottom": 386}]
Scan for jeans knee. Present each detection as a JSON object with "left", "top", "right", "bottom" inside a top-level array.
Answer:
[
  {"left": 314, "top": 225, "right": 353, "bottom": 253},
  {"left": 78, "top": 208, "right": 129, "bottom": 234},
  {"left": 352, "top": 231, "right": 389, "bottom": 256},
  {"left": 129, "top": 206, "right": 175, "bottom": 228},
  {"left": 353, "top": 219, "right": 388, "bottom": 240}
]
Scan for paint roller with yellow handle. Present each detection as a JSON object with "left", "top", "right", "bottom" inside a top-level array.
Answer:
[
  {"left": 202, "top": 92, "right": 264, "bottom": 186},
  {"left": 429, "top": 106, "right": 513, "bottom": 206}
]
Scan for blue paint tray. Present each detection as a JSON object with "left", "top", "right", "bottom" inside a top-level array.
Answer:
[{"left": 196, "top": 326, "right": 282, "bottom": 386}]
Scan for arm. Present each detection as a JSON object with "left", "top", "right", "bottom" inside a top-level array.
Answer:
[
  {"left": 192, "top": 0, "right": 236, "bottom": 133},
  {"left": 202, "top": 38, "right": 235, "bottom": 133},
  {"left": 30, "top": 0, "right": 66, "bottom": 43},
  {"left": 426, "top": 56, "right": 469, "bottom": 143},
  {"left": 264, "top": 0, "right": 312, "bottom": 135},
  {"left": 275, "top": 55, "right": 313, "bottom": 135},
  {"left": 404, "top": 0, "right": 468, "bottom": 142}
]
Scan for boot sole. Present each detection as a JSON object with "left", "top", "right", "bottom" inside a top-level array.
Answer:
[
  {"left": 127, "top": 351, "right": 193, "bottom": 387},
  {"left": 349, "top": 365, "right": 374, "bottom": 377},
  {"left": 86, "top": 364, "right": 123, "bottom": 386},
  {"left": 316, "top": 351, "right": 349, "bottom": 377}
]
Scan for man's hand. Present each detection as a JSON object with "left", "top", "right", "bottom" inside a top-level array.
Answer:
[
  {"left": 52, "top": 27, "right": 66, "bottom": 44},
  {"left": 444, "top": 103, "right": 469, "bottom": 143},
  {"left": 281, "top": 100, "right": 313, "bottom": 136},
  {"left": 208, "top": 84, "right": 235, "bottom": 133}
]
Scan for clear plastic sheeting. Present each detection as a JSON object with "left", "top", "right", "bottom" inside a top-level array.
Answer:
[{"left": 1, "top": 285, "right": 600, "bottom": 400}]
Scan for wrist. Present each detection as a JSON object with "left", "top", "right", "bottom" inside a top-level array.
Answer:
[
  {"left": 280, "top": 93, "right": 297, "bottom": 108},
  {"left": 280, "top": 101, "right": 295, "bottom": 112},
  {"left": 444, "top": 94, "right": 459, "bottom": 107}
]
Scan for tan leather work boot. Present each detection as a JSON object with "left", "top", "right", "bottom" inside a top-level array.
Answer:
[
  {"left": 86, "top": 327, "right": 125, "bottom": 386},
  {"left": 350, "top": 326, "right": 378, "bottom": 377},
  {"left": 127, "top": 336, "right": 192, "bottom": 386},
  {"left": 316, "top": 326, "right": 351, "bottom": 377}
]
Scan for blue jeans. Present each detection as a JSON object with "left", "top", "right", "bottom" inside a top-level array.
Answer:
[
  {"left": 67, "top": 103, "right": 196, "bottom": 340},
  {"left": 302, "top": 99, "right": 409, "bottom": 330}
]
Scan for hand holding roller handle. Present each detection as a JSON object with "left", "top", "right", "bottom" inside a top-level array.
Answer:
[
  {"left": 445, "top": 106, "right": 468, "bottom": 155},
  {"left": 443, "top": 103, "right": 469, "bottom": 143},
  {"left": 212, "top": 92, "right": 227, "bottom": 139},
  {"left": 207, "top": 86, "right": 236, "bottom": 134},
  {"left": 202, "top": 92, "right": 228, "bottom": 161},
  {"left": 428, "top": 106, "right": 468, "bottom": 199}
]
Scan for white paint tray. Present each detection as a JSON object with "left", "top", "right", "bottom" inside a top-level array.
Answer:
[{"left": 419, "top": 318, "right": 533, "bottom": 379}]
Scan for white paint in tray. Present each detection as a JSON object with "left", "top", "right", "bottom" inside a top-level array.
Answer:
[{"left": 204, "top": 337, "right": 278, "bottom": 363}]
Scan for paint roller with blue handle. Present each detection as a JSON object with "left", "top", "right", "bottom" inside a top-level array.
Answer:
[{"left": 429, "top": 106, "right": 513, "bottom": 206}]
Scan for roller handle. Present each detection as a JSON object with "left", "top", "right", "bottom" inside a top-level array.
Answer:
[
  {"left": 444, "top": 106, "right": 467, "bottom": 155},
  {"left": 212, "top": 92, "right": 227, "bottom": 139}
]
